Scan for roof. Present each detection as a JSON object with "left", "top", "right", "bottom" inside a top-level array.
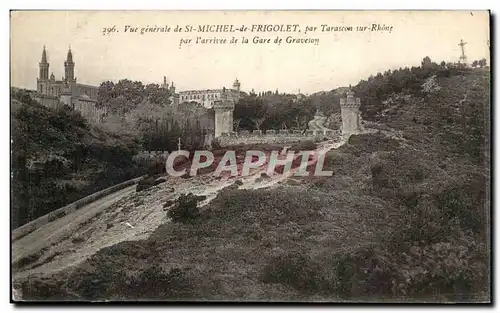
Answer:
[
  {"left": 75, "top": 83, "right": 99, "bottom": 89},
  {"left": 77, "top": 94, "right": 96, "bottom": 102}
]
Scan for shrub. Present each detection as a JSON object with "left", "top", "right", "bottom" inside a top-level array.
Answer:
[
  {"left": 76, "top": 266, "right": 129, "bottom": 300},
  {"left": 392, "top": 240, "right": 488, "bottom": 300},
  {"left": 370, "top": 151, "right": 427, "bottom": 191},
  {"left": 344, "top": 133, "right": 400, "bottom": 157},
  {"left": 331, "top": 238, "right": 488, "bottom": 301},
  {"left": 147, "top": 160, "right": 166, "bottom": 176},
  {"left": 262, "top": 252, "right": 330, "bottom": 294},
  {"left": 167, "top": 193, "right": 200, "bottom": 223},
  {"left": 16, "top": 277, "right": 71, "bottom": 300},
  {"left": 136, "top": 177, "right": 156, "bottom": 192},
  {"left": 129, "top": 266, "right": 195, "bottom": 300},
  {"left": 211, "top": 138, "right": 222, "bottom": 150},
  {"left": 435, "top": 183, "right": 486, "bottom": 235},
  {"left": 334, "top": 246, "right": 396, "bottom": 298}
]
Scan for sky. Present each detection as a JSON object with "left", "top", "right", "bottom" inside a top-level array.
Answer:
[{"left": 10, "top": 10, "right": 490, "bottom": 94}]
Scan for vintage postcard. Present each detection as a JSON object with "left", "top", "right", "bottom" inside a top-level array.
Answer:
[{"left": 10, "top": 10, "right": 491, "bottom": 303}]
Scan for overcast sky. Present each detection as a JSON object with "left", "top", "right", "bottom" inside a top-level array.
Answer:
[{"left": 11, "top": 10, "right": 490, "bottom": 94}]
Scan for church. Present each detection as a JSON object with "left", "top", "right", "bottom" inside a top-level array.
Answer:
[{"left": 34, "top": 46, "right": 104, "bottom": 124}]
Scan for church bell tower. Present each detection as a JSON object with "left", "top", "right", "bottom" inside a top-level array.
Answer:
[
  {"left": 38, "top": 46, "right": 49, "bottom": 81},
  {"left": 37, "top": 46, "right": 49, "bottom": 93},
  {"left": 64, "top": 47, "right": 76, "bottom": 83}
]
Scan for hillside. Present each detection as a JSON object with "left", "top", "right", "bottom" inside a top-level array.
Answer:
[
  {"left": 11, "top": 89, "right": 148, "bottom": 228},
  {"left": 308, "top": 86, "right": 349, "bottom": 115},
  {"left": 13, "top": 70, "right": 490, "bottom": 302}
]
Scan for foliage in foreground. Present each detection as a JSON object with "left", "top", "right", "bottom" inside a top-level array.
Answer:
[{"left": 11, "top": 90, "right": 145, "bottom": 227}]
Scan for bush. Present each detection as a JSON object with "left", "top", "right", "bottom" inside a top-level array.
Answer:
[
  {"left": 435, "top": 183, "right": 486, "bottom": 235},
  {"left": 345, "top": 133, "right": 400, "bottom": 157},
  {"left": 76, "top": 267, "right": 128, "bottom": 300},
  {"left": 211, "top": 138, "right": 222, "bottom": 150},
  {"left": 129, "top": 266, "right": 195, "bottom": 300},
  {"left": 262, "top": 252, "right": 330, "bottom": 294},
  {"left": 333, "top": 246, "right": 395, "bottom": 298},
  {"left": 16, "top": 277, "right": 71, "bottom": 300},
  {"left": 330, "top": 235, "right": 488, "bottom": 301},
  {"left": 370, "top": 151, "right": 427, "bottom": 191},
  {"left": 136, "top": 177, "right": 157, "bottom": 192},
  {"left": 167, "top": 193, "right": 200, "bottom": 223},
  {"left": 147, "top": 160, "right": 166, "bottom": 176},
  {"left": 292, "top": 140, "right": 317, "bottom": 152}
]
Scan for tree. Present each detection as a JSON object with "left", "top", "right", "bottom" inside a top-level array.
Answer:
[
  {"left": 145, "top": 83, "right": 171, "bottom": 105},
  {"left": 97, "top": 79, "right": 147, "bottom": 114},
  {"left": 472, "top": 60, "right": 479, "bottom": 68},
  {"left": 421, "top": 56, "right": 433, "bottom": 68},
  {"left": 294, "top": 115, "right": 309, "bottom": 129},
  {"left": 478, "top": 58, "right": 487, "bottom": 68},
  {"left": 250, "top": 117, "right": 266, "bottom": 130},
  {"left": 233, "top": 118, "right": 242, "bottom": 132},
  {"left": 234, "top": 96, "right": 268, "bottom": 130}
]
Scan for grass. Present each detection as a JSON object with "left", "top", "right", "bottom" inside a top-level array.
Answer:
[
  {"left": 16, "top": 182, "right": 392, "bottom": 301},
  {"left": 14, "top": 70, "right": 490, "bottom": 302}
]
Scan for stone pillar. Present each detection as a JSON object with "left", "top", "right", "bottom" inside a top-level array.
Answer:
[
  {"left": 340, "top": 89, "right": 362, "bottom": 136},
  {"left": 214, "top": 92, "right": 235, "bottom": 138}
]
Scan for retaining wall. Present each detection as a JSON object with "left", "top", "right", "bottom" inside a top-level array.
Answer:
[
  {"left": 12, "top": 176, "right": 145, "bottom": 242},
  {"left": 217, "top": 129, "right": 341, "bottom": 147}
]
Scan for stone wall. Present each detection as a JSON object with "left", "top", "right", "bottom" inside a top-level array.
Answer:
[
  {"left": 216, "top": 129, "right": 341, "bottom": 147},
  {"left": 73, "top": 99, "right": 106, "bottom": 124},
  {"left": 34, "top": 94, "right": 60, "bottom": 109}
]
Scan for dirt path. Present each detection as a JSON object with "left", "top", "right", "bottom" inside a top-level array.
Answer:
[
  {"left": 12, "top": 185, "right": 136, "bottom": 265},
  {"left": 12, "top": 139, "right": 345, "bottom": 281}
]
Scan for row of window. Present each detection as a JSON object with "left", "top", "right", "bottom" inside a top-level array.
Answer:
[
  {"left": 39, "top": 84, "right": 62, "bottom": 96},
  {"left": 180, "top": 93, "right": 221, "bottom": 101}
]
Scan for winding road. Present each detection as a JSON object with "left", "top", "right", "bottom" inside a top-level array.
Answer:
[
  {"left": 12, "top": 185, "right": 136, "bottom": 266},
  {"left": 308, "top": 115, "right": 331, "bottom": 131},
  {"left": 12, "top": 138, "right": 346, "bottom": 282}
]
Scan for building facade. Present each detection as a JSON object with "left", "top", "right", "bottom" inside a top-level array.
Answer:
[
  {"left": 34, "top": 46, "right": 105, "bottom": 124},
  {"left": 178, "top": 78, "right": 241, "bottom": 108}
]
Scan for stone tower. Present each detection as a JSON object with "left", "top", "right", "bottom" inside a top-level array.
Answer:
[
  {"left": 214, "top": 87, "right": 234, "bottom": 137},
  {"left": 64, "top": 47, "right": 76, "bottom": 83},
  {"left": 232, "top": 78, "right": 241, "bottom": 92},
  {"left": 37, "top": 46, "right": 49, "bottom": 93},
  {"left": 339, "top": 88, "right": 361, "bottom": 136},
  {"left": 169, "top": 81, "right": 176, "bottom": 94},
  {"left": 232, "top": 78, "right": 241, "bottom": 103}
]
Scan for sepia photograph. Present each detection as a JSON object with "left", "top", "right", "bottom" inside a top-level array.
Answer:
[{"left": 10, "top": 10, "right": 491, "bottom": 303}]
